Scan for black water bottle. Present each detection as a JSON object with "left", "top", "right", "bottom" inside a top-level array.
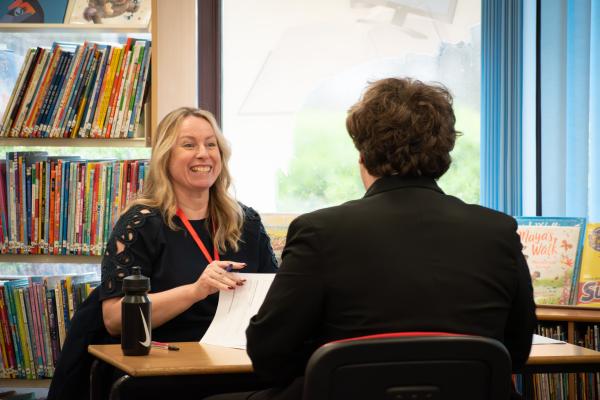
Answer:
[{"left": 121, "top": 266, "right": 152, "bottom": 356}]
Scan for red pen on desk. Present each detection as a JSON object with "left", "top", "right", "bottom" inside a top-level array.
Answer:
[{"left": 151, "top": 341, "right": 179, "bottom": 351}]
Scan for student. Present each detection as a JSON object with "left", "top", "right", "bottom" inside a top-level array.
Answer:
[
  {"left": 100, "top": 106, "right": 278, "bottom": 342},
  {"left": 205, "top": 78, "right": 537, "bottom": 400}
]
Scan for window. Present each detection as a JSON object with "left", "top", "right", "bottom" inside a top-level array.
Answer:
[{"left": 222, "top": 0, "right": 481, "bottom": 214}]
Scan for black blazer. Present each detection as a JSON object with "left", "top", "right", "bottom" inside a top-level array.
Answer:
[{"left": 246, "top": 176, "right": 537, "bottom": 399}]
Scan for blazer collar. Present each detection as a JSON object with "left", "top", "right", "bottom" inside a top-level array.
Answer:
[{"left": 364, "top": 175, "right": 444, "bottom": 198}]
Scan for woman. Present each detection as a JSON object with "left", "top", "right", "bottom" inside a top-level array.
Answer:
[{"left": 99, "top": 107, "right": 278, "bottom": 342}]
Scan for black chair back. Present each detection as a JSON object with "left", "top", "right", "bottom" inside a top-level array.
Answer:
[{"left": 303, "top": 332, "right": 512, "bottom": 400}]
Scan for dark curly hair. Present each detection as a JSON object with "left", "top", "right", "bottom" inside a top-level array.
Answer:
[{"left": 346, "top": 77, "right": 457, "bottom": 179}]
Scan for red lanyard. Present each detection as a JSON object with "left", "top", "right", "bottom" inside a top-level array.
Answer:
[{"left": 176, "top": 208, "right": 220, "bottom": 263}]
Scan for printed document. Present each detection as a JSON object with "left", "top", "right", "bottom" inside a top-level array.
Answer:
[
  {"left": 532, "top": 334, "right": 566, "bottom": 345},
  {"left": 200, "top": 273, "right": 275, "bottom": 349}
]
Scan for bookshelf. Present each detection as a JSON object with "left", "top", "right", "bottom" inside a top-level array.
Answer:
[
  {"left": 529, "top": 305, "right": 600, "bottom": 399},
  {"left": 0, "top": 0, "right": 199, "bottom": 390},
  {"left": 0, "top": 0, "right": 198, "bottom": 258},
  {"left": 537, "top": 305, "right": 600, "bottom": 343}
]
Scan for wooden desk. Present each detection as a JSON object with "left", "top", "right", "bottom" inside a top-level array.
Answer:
[
  {"left": 524, "top": 342, "right": 600, "bottom": 373},
  {"left": 89, "top": 342, "right": 600, "bottom": 399},
  {"left": 89, "top": 342, "right": 252, "bottom": 377},
  {"left": 88, "top": 343, "right": 258, "bottom": 400}
]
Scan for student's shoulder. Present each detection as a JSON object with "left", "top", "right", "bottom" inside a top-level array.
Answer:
[
  {"left": 289, "top": 199, "right": 362, "bottom": 230},
  {"left": 453, "top": 197, "right": 518, "bottom": 232}
]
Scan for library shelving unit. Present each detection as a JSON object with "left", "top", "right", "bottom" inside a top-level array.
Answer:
[
  {"left": 537, "top": 304, "right": 600, "bottom": 343},
  {"left": 0, "top": 0, "right": 199, "bottom": 390},
  {"left": 533, "top": 305, "right": 600, "bottom": 399},
  {"left": 0, "top": 0, "right": 198, "bottom": 261}
]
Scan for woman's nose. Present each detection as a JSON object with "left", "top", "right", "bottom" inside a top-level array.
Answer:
[{"left": 195, "top": 144, "right": 208, "bottom": 157}]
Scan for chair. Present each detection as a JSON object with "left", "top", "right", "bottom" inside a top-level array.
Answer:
[{"left": 303, "top": 332, "right": 512, "bottom": 400}]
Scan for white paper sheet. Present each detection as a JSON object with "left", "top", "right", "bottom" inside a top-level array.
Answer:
[
  {"left": 532, "top": 334, "right": 566, "bottom": 345},
  {"left": 200, "top": 273, "right": 275, "bottom": 349}
]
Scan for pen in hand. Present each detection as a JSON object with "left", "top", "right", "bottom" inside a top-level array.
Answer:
[{"left": 225, "top": 263, "right": 247, "bottom": 287}]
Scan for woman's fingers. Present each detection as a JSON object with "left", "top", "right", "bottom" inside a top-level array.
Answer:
[
  {"left": 205, "top": 261, "right": 247, "bottom": 289},
  {"left": 213, "top": 261, "right": 246, "bottom": 271},
  {"left": 208, "top": 268, "right": 238, "bottom": 288}
]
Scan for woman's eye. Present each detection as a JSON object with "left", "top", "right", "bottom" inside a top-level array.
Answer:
[
  {"left": 207, "top": 142, "right": 218, "bottom": 148},
  {"left": 181, "top": 143, "right": 195, "bottom": 149}
]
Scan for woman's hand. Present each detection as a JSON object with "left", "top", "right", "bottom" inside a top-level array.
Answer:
[{"left": 194, "top": 260, "right": 246, "bottom": 298}]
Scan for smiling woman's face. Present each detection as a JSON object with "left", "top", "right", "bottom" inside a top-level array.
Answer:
[{"left": 168, "top": 116, "right": 222, "bottom": 198}]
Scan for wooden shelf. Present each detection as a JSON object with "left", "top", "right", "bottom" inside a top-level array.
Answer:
[
  {"left": 0, "top": 254, "right": 102, "bottom": 263},
  {"left": 0, "top": 23, "right": 148, "bottom": 33},
  {"left": 0, "top": 378, "right": 50, "bottom": 387},
  {"left": 536, "top": 304, "right": 600, "bottom": 323},
  {"left": 0, "top": 137, "right": 149, "bottom": 147}
]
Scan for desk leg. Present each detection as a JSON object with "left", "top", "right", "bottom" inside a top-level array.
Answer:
[{"left": 109, "top": 374, "right": 131, "bottom": 400}]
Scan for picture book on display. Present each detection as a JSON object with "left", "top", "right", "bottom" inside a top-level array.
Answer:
[
  {"left": 516, "top": 217, "right": 586, "bottom": 305},
  {"left": 261, "top": 213, "right": 296, "bottom": 265},
  {"left": 66, "top": 0, "right": 151, "bottom": 27},
  {"left": 576, "top": 223, "right": 600, "bottom": 306},
  {"left": 0, "top": 0, "right": 69, "bottom": 23}
]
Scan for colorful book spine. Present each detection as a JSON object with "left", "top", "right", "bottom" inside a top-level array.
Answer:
[
  {"left": 40, "top": 52, "right": 74, "bottom": 138},
  {"left": 44, "top": 277, "right": 60, "bottom": 368},
  {"left": 61, "top": 44, "right": 95, "bottom": 138},
  {"left": 22, "top": 287, "right": 42, "bottom": 378},
  {"left": 5, "top": 281, "right": 26, "bottom": 378},
  {"left": 70, "top": 48, "right": 101, "bottom": 138},
  {"left": 10, "top": 48, "right": 46, "bottom": 137},
  {"left": 82, "top": 45, "right": 112, "bottom": 138},
  {"left": 34, "top": 50, "right": 66, "bottom": 138},
  {"left": 7, "top": 153, "right": 18, "bottom": 253},
  {"left": 21, "top": 49, "right": 56, "bottom": 137},
  {"left": 104, "top": 40, "right": 131, "bottom": 138},
  {"left": 114, "top": 40, "right": 142, "bottom": 138},
  {"left": 128, "top": 42, "right": 151, "bottom": 138},
  {"left": 576, "top": 223, "right": 600, "bottom": 306},
  {"left": 49, "top": 43, "right": 86, "bottom": 137},
  {"left": 93, "top": 47, "right": 122, "bottom": 138},
  {"left": 1, "top": 49, "right": 35, "bottom": 136},
  {"left": 0, "top": 284, "right": 17, "bottom": 378},
  {"left": 15, "top": 287, "right": 34, "bottom": 378}
]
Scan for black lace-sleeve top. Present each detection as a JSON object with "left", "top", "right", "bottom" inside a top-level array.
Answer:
[{"left": 99, "top": 204, "right": 278, "bottom": 342}]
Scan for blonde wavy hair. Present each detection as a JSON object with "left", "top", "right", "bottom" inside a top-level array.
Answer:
[{"left": 127, "top": 107, "right": 243, "bottom": 252}]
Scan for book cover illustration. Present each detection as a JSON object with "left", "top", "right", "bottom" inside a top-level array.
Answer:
[
  {"left": 516, "top": 217, "right": 586, "bottom": 305},
  {"left": 576, "top": 223, "right": 600, "bottom": 306},
  {"left": 66, "top": 0, "right": 150, "bottom": 26},
  {"left": 261, "top": 213, "right": 296, "bottom": 265},
  {"left": 0, "top": 0, "right": 69, "bottom": 23}
]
